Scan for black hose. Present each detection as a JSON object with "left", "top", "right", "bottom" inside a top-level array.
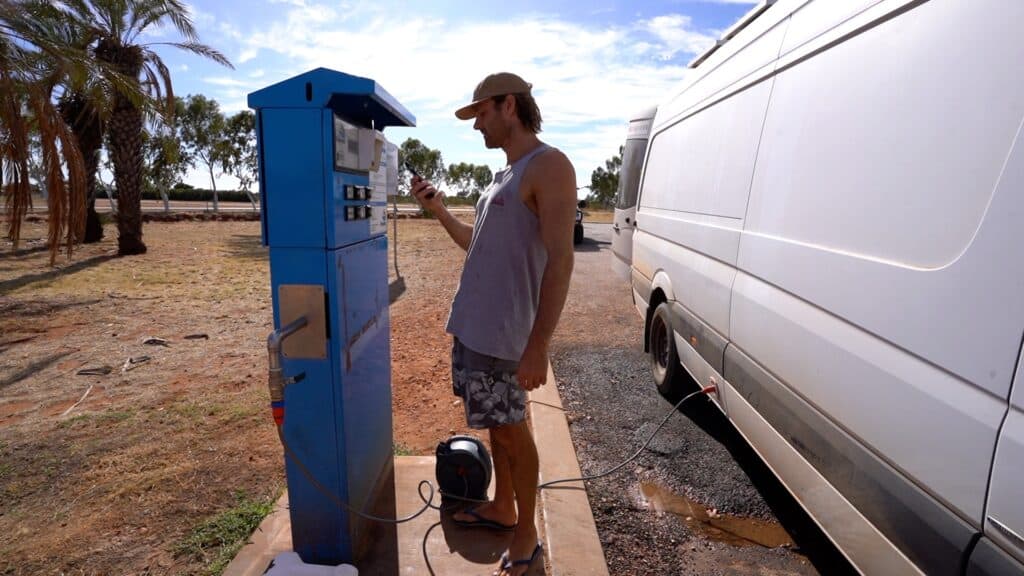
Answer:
[{"left": 538, "top": 386, "right": 712, "bottom": 489}]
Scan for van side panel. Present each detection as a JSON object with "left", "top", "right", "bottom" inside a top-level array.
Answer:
[
  {"left": 986, "top": 345, "right": 1024, "bottom": 568},
  {"left": 724, "top": 344, "right": 970, "bottom": 575},
  {"left": 662, "top": 4, "right": 791, "bottom": 124},
  {"left": 635, "top": 78, "right": 775, "bottom": 338},
  {"left": 633, "top": 5, "right": 790, "bottom": 340},
  {"left": 632, "top": 230, "right": 735, "bottom": 336},
  {"left": 966, "top": 537, "right": 1024, "bottom": 576},
  {"left": 641, "top": 82, "right": 773, "bottom": 221},
  {"left": 742, "top": 0, "right": 1024, "bottom": 391},
  {"left": 732, "top": 0, "right": 1024, "bottom": 534},
  {"left": 987, "top": 409, "right": 1024, "bottom": 564}
]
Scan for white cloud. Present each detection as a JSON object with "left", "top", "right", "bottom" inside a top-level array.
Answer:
[
  {"left": 202, "top": 76, "right": 255, "bottom": 87},
  {"left": 219, "top": 22, "right": 243, "bottom": 40},
  {"left": 219, "top": 4, "right": 722, "bottom": 186},
  {"left": 642, "top": 14, "right": 716, "bottom": 60},
  {"left": 178, "top": 63, "right": 190, "bottom": 73},
  {"left": 238, "top": 47, "right": 259, "bottom": 64}
]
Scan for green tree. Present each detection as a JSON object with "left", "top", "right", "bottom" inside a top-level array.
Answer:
[
  {"left": 398, "top": 138, "right": 444, "bottom": 195},
  {"left": 177, "top": 94, "right": 226, "bottom": 209},
  {"left": 446, "top": 162, "right": 493, "bottom": 201},
  {"left": 588, "top": 145, "right": 623, "bottom": 208},
  {"left": 76, "top": 0, "right": 233, "bottom": 254},
  {"left": 470, "top": 165, "right": 493, "bottom": 201},
  {"left": 447, "top": 162, "right": 475, "bottom": 197},
  {"left": 142, "top": 114, "right": 189, "bottom": 211},
  {"left": 215, "top": 109, "right": 258, "bottom": 209}
]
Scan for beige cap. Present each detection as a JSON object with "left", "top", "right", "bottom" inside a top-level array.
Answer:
[{"left": 454, "top": 72, "right": 533, "bottom": 120}]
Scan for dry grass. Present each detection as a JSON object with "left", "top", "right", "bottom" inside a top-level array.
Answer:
[
  {"left": 0, "top": 216, "right": 476, "bottom": 575},
  {"left": 582, "top": 208, "right": 614, "bottom": 224}
]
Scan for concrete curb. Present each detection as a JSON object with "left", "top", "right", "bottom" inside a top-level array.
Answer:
[{"left": 529, "top": 365, "right": 610, "bottom": 576}]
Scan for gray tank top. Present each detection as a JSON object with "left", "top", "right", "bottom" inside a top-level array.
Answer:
[{"left": 446, "top": 144, "right": 552, "bottom": 361}]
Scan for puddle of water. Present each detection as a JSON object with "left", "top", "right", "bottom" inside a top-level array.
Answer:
[{"left": 640, "top": 482, "right": 794, "bottom": 549}]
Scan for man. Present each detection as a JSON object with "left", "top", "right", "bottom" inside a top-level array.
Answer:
[{"left": 410, "top": 72, "right": 576, "bottom": 576}]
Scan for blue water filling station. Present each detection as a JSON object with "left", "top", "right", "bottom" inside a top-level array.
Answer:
[{"left": 248, "top": 68, "right": 415, "bottom": 566}]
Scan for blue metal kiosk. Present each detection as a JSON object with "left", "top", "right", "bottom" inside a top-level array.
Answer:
[{"left": 248, "top": 68, "right": 415, "bottom": 565}]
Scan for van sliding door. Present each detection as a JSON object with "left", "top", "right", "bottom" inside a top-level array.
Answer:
[{"left": 729, "top": 1, "right": 1024, "bottom": 574}]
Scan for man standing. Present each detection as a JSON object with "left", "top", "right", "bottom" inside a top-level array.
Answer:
[{"left": 410, "top": 72, "right": 576, "bottom": 576}]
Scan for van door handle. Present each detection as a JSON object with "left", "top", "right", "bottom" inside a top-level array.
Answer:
[{"left": 612, "top": 224, "right": 621, "bottom": 232}]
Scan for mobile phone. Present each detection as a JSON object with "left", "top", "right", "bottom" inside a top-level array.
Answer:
[{"left": 404, "top": 162, "right": 435, "bottom": 199}]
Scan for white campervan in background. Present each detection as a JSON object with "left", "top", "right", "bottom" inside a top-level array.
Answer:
[
  {"left": 626, "top": 1, "right": 1024, "bottom": 574},
  {"left": 610, "top": 106, "right": 656, "bottom": 281}
]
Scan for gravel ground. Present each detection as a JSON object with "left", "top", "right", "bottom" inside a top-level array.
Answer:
[{"left": 549, "top": 224, "right": 859, "bottom": 576}]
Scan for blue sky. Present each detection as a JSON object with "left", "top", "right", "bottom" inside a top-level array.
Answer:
[{"left": 146, "top": 0, "right": 757, "bottom": 195}]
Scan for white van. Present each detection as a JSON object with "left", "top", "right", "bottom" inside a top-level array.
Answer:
[
  {"left": 619, "top": 1, "right": 1024, "bottom": 574},
  {"left": 610, "top": 106, "right": 656, "bottom": 280}
]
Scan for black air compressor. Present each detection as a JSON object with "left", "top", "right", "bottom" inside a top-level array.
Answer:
[{"left": 435, "top": 435, "right": 492, "bottom": 504}]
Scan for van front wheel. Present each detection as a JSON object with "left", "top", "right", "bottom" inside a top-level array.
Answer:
[{"left": 649, "top": 302, "right": 685, "bottom": 396}]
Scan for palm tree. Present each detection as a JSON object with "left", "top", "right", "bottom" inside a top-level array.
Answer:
[
  {"left": 1, "top": 0, "right": 90, "bottom": 262},
  {"left": 62, "top": 0, "right": 232, "bottom": 255}
]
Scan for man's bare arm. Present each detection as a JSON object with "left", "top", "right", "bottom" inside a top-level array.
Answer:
[
  {"left": 411, "top": 176, "right": 473, "bottom": 251},
  {"left": 516, "top": 150, "right": 577, "bottom": 390}
]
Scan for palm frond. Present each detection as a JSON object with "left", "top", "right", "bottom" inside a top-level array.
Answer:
[
  {"left": 0, "top": 83, "right": 33, "bottom": 247},
  {"left": 130, "top": 0, "right": 196, "bottom": 44},
  {"left": 151, "top": 41, "right": 233, "bottom": 69},
  {"left": 140, "top": 60, "right": 162, "bottom": 101},
  {"left": 144, "top": 49, "right": 174, "bottom": 117},
  {"left": 26, "top": 93, "right": 85, "bottom": 262}
]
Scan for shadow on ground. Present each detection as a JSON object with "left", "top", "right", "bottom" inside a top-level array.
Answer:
[
  {"left": 573, "top": 236, "right": 609, "bottom": 253},
  {"left": 223, "top": 234, "right": 268, "bottom": 261},
  {"left": 0, "top": 350, "right": 73, "bottom": 391},
  {"left": 0, "top": 254, "right": 117, "bottom": 294}
]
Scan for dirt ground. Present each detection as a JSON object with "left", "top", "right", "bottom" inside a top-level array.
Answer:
[{"left": 0, "top": 216, "right": 477, "bottom": 575}]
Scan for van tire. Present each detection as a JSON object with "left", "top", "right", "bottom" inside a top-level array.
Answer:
[
  {"left": 649, "top": 302, "right": 685, "bottom": 396},
  {"left": 574, "top": 223, "right": 584, "bottom": 244}
]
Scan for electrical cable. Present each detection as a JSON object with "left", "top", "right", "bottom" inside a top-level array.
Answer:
[
  {"left": 390, "top": 191, "right": 401, "bottom": 279},
  {"left": 273, "top": 384, "right": 714, "bottom": 517},
  {"left": 538, "top": 385, "right": 715, "bottom": 490}
]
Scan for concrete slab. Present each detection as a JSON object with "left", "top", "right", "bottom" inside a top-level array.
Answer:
[{"left": 225, "top": 365, "right": 607, "bottom": 576}]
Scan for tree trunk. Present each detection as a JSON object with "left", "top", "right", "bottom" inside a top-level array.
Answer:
[
  {"left": 83, "top": 194, "right": 104, "bottom": 243},
  {"left": 107, "top": 104, "right": 146, "bottom": 254},
  {"left": 96, "top": 41, "right": 146, "bottom": 255},
  {"left": 208, "top": 164, "right": 218, "bottom": 211},
  {"left": 59, "top": 94, "right": 106, "bottom": 244}
]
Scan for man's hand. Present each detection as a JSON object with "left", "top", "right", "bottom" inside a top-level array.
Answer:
[
  {"left": 410, "top": 175, "right": 445, "bottom": 214},
  {"left": 517, "top": 339, "right": 549, "bottom": 391}
]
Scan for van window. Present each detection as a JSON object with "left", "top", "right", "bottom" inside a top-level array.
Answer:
[
  {"left": 640, "top": 81, "right": 772, "bottom": 219},
  {"left": 615, "top": 138, "right": 647, "bottom": 209}
]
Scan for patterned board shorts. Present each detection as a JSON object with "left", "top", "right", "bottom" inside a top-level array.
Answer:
[{"left": 451, "top": 339, "right": 526, "bottom": 429}]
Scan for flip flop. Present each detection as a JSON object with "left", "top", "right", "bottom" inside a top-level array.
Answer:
[
  {"left": 499, "top": 541, "right": 544, "bottom": 575},
  {"left": 451, "top": 507, "right": 516, "bottom": 531}
]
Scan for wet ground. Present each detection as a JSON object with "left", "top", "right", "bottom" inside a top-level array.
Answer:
[{"left": 549, "top": 223, "right": 859, "bottom": 575}]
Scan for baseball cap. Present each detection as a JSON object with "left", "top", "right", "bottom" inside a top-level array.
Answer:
[{"left": 454, "top": 72, "right": 533, "bottom": 120}]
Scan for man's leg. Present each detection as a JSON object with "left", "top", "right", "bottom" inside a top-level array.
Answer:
[
  {"left": 451, "top": 428, "right": 517, "bottom": 526},
  {"left": 493, "top": 420, "right": 540, "bottom": 576},
  {"left": 487, "top": 426, "right": 518, "bottom": 521}
]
